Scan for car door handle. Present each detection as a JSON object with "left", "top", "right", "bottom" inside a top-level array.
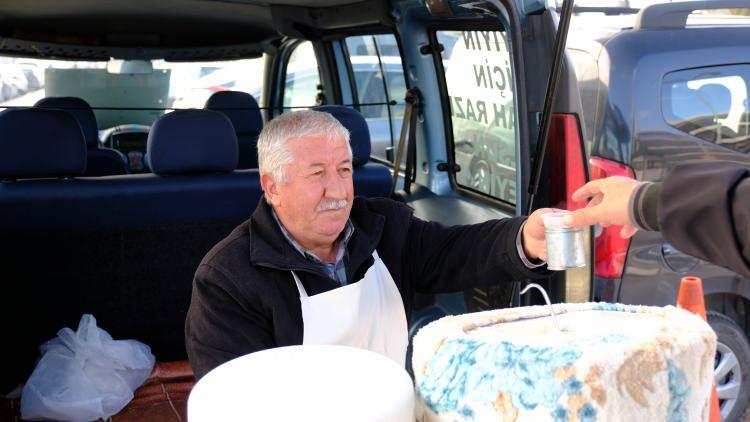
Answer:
[{"left": 661, "top": 241, "right": 699, "bottom": 273}]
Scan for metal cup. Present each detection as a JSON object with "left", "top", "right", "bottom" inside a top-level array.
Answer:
[{"left": 542, "top": 212, "right": 585, "bottom": 271}]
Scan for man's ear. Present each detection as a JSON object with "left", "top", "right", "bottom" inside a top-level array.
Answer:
[{"left": 260, "top": 173, "right": 281, "bottom": 207}]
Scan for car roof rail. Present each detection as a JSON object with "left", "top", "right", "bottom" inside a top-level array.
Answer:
[
  {"left": 635, "top": 0, "right": 750, "bottom": 30},
  {"left": 570, "top": 6, "right": 639, "bottom": 16}
]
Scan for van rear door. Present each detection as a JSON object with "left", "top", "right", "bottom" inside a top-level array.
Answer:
[{"left": 390, "top": 0, "right": 591, "bottom": 310}]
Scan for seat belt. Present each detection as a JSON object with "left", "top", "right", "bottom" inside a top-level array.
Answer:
[{"left": 390, "top": 88, "right": 420, "bottom": 197}]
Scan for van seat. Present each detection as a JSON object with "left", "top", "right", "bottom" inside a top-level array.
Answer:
[
  {"left": 0, "top": 108, "right": 263, "bottom": 391},
  {"left": 0, "top": 107, "right": 87, "bottom": 180},
  {"left": 35, "top": 97, "right": 129, "bottom": 176},
  {"left": 205, "top": 91, "right": 263, "bottom": 169}
]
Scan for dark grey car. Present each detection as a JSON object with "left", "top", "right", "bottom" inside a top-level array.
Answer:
[{"left": 568, "top": 2, "right": 750, "bottom": 420}]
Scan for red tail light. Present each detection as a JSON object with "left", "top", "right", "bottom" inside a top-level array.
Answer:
[
  {"left": 589, "top": 157, "right": 636, "bottom": 278},
  {"left": 548, "top": 114, "right": 587, "bottom": 211}
]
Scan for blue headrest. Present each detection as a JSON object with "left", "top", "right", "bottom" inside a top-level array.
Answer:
[
  {"left": 35, "top": 97, "right": 99, "bottom": 149},
  {"left": 0, "top": 108, "right": 86, "bottom": 179},
  {"left": 147, "top": 109, "right": 238, "bottom": 175},
  {"left": 314, "top": 105, "right": 370, "bottom": 167},
  {"left": 205, "top": 91, "right": 263, "bottom": 137}
]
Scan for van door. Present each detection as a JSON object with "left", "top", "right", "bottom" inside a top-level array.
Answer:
[{"left": 389, "top": 0, "right": 589, "bottom": 310}]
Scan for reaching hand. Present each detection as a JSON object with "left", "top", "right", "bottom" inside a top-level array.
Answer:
[
  {"left": 522, "top": 208, "right": 559, "bottom": 262},
  {"left": 563, "top": 176, "right": 642, "bottom": 239}
]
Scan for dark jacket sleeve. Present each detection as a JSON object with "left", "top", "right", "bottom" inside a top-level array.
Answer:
[
  {"left": 185, "top": 264, "right": 275, "bottom": 380},
  {"left": 658, "top": 162, "right": 750, "bottom": 278},
  {"left": 405, "top": 214, "right": 551, "bottom": 294}
]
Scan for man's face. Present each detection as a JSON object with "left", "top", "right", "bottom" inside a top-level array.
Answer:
[{"left": 263, "top": 134, "right": 354, "bottom": 250}]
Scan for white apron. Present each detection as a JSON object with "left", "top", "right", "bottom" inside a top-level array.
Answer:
[{"left": 291, "top": 251, "right": 409, "bottom": 367}]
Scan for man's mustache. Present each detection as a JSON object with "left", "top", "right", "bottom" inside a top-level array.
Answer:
[{"left": 316, "top": 199, "right": 349, "bottom": 212}]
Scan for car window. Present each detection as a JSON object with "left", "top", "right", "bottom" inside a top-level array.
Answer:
[
  {"left": 568, "top": 49, "right": 599, "bottom": 156},
  {"left": 283, "top": 41, "right": 321, "bottom": 110},
  {"left": 344, "top": 34, "right": 406, "bottom": 162},
  {"left": 0, "top": 57, "right": 266, "bottom": 128},
  {"left": 437, "top": 30, "right": 518, "bottom": 205},
  {"left": 662, "top": 64, "right": 750, "bottom": 153}
]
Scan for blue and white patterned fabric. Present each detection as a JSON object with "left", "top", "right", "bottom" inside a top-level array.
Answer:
[{"left": 412, "top": 302, "right": 716, "bottom": 422}]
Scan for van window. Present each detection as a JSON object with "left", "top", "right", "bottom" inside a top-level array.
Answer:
[
  {"left": 437, "top": 30, "right": 517, "bottom": 204},
  {"left": 283, "top": 41, "right": 321, "bottom": 110},
  {"left": 662, "top": 65, "right": 750, "bottom": 153},
  {"left": 0, "top": 57, "right": 266, "bottom": 126},
  {"left": 568, "top": 49, "right": 599, "bottom": 155},
  {"left": 344, "top": 34, "right": 406, "bottom": 162}
]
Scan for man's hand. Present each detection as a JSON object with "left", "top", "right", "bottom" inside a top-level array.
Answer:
[
  {"left": 522, "top": 208, "right": 558, "bottom": 262},
  {"left": 562, "top": 176, "right": 642, "bottom": 239}
]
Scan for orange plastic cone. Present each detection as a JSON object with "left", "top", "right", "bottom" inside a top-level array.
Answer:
[{"left": 677, "top": 276, "right": 720, "bottom": 422}]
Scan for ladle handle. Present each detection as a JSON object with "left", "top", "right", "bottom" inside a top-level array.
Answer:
[{"left": 520, "top": 283, "right": 562, "bottom": 331}]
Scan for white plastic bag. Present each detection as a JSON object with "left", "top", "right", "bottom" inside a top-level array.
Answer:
[{"left": 20, "top": 314, "right": 155, "bottom": 421}]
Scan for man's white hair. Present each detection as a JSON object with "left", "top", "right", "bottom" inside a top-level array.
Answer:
[{"left": 257, "top": 109, "right": 351, "bottom": 187}]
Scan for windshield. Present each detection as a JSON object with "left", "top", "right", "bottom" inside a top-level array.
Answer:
[{"left": 0, "top": 56, "right": 266, "bottom": 129}]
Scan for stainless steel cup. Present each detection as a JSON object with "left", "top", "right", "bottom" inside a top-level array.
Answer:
[{"left": 542, "top": 212, "right": 586, "bottom": 271}]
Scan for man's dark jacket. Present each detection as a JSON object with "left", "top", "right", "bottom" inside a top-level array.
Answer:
[
  {"left": 633, "top": 161, "right": 750, "bottom": 277},
  {"left": 185, "top": 197, "right": 549, "bottom": 379}
]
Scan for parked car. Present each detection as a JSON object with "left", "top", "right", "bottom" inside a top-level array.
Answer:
[
  {"left": 568, "top": 2, "right": 750, "bottom": 420},
  {"left": 0, "top": 60, "right": 46, "bottom": 104},
  {"left": 169, "top": 60, "right": 266, "bottom": 109},
  {"left": 0, "top": 77, "right": 16, "bottom": 102}
]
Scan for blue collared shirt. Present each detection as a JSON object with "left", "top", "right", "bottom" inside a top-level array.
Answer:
[{"left": 272, "top": 209, "right": 354, "bottom": 286}]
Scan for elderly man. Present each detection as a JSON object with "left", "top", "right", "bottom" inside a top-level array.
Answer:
[{"left": 185, "top": 109, "right": 554, "bottom": 379}]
